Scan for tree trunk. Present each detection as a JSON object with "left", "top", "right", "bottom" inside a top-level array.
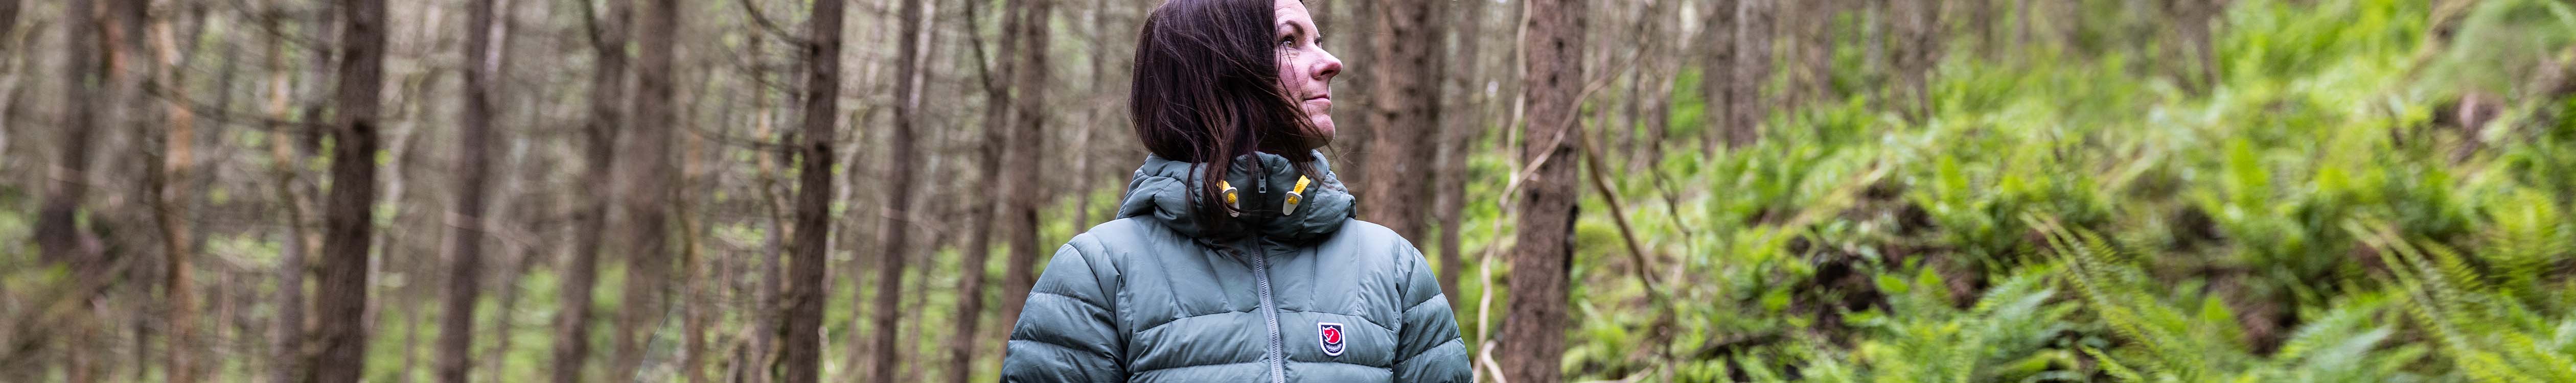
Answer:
[
  {"left": 39, "top": 0, "right": 102, "bottom": 283},
  {"left": 145, "top": 8, "right": 203, "bottom": 383},
  {"left": 1503, "top": 0, "right": 1582, "bottom": 381},
  {"left": 744, "top": 30, "right": 784, "bottom": 383},
  {"left": 870, "top": 0, "right": 928, "bottom": 379},
  {"left": 779, "top": 0, "right": 843, "bottom": 380},
  {"left": 1701, "top": 0, "right": 1736, "bottom": 151},
  {"left": 951, "top": 0, "right": 1016, "bottom": 377},
  {"left": 400, "top": 290, "right": 427, "bottom": 383},
  {"left": 680, "top": 115, "right": 716, "bottom": 383},
  {"left": 484, "top": 242, "right": 536, "bottom": 383},
  {"left": 1360, "top": 0, "right": 1443, "bottom": 240},
  {"left": 1730, "top": 0, "right": 1772, "bottom": 147},
  {"left": 1800, "top": 2, "right": 1837, "bottom": 108},
  {"left": 995, "top": 0, "right": 1051, "bottom": 341},
  {"left": 0, "top": 0, "right": 14, "bottom": 44},
  {"left": 1894, "top": 0, "right": 1938, "bottom": 121},
  {"left": 1434, "top": 0, "right": 1489, "bottom": 314},
  {"left": 434, "top": 0, "right": 502, "bottom": 379},
  {"left": 555, "top": 0, "right": 630, "bottom": 380},
  {"left": 2166, "top": 0, "right": 2219, "bottom": 94},
  {"left": 261, "top": 6, "right": 316, "bottom": 381},
  {"left": 304, "top": 0, "right": 389, "bottom": 379},
  {"left": 482, "top": 0, "right": 534, "bottom": 377},
  {"left": 611, "top": 0, "right": 682, "bottom": 378}
]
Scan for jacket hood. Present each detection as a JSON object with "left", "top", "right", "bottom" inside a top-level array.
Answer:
[{"left": 1116, "top": 150, "right": 1356, "bottom": 243}]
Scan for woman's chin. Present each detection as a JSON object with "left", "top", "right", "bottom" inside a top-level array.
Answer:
[{"left": 1309, "top": 116, "right": 1336, "bottom": 138}]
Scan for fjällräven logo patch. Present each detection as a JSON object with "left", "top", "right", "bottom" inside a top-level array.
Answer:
[{"left": 1318, "top": 322, "right": 1346, "bottom": 356}]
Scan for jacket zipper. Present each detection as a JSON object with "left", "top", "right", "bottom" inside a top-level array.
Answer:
[{"left": 1248, "top": 241, "right": 1285, "bottom": 383}]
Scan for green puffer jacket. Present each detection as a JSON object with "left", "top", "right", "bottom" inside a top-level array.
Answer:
[{"left": 1001, "top": 151, "right": 1471, "bottom": 382}]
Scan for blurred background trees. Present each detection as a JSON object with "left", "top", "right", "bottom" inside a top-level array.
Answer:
[{"left": 1, "top": 0, "right": 2572, "bottom": 381}]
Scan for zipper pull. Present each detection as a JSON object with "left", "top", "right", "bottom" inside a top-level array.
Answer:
[{"left": 1282, "top": 176, "right": 1312, "bottom": 216}]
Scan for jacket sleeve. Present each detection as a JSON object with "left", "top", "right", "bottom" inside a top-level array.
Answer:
[
  {"left": 1002, "top": 237, "right": 1126, "bottom": 382},
  {"left": 1391, "top": 244, "right": 1471, "bottom": 382}
]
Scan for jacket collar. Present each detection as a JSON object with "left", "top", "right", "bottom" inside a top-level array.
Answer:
[{"left": 1116, "top": 150, "right": 1355, "bottom": 244}]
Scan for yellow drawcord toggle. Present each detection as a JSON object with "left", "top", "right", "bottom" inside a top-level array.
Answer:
[
  {"left": 1219, "top": 180, "right": 1240, "bottom": 217},
  {"left": 1282, "top": 176, "right": 1312, "bottom": 216}
]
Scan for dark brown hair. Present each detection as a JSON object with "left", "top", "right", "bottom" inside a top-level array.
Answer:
[{"left": 1130, "top": 0, "right": 1328, "bottom": 224}]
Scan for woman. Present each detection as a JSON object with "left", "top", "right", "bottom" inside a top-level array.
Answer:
[{"left": 998, "top": 0, "right": 1470, "bottom": 381}]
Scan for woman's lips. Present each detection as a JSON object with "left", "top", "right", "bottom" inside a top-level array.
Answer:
[{"left": 1305, "top": 97, "right": 1331, "bottom": 110}]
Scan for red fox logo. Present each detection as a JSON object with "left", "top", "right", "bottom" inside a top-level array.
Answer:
[{"left": 1318, "top": 322, "right": 1346, "bottom": 356}]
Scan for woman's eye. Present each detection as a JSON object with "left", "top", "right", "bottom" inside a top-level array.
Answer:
[{"left": 1280, "top": 36, "right": 1299, "bottom": 48}]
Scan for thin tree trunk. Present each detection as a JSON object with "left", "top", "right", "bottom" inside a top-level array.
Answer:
[
  {"left": 304, "top": 0, "right": 389, "bottom": 379},
  {"left": 870, "top": 0, "right": 928, "bottom": 379},
  {"left": 1434, "top": 0, "right": 1490, "bottom": 310},
  {"left": 485, "top": 213, "right": 537, "bottom": 383},
  {"left": 144, "top": 9, "right": 203, "bottom": 383},
  {"left": 1894, "top": 0, "right": 1938, "bottom": 121},
  {"left": 39, "top": 0, "right": 102, "bottom": 285},
  {"left": 1701, "top": 0, "right": 1736, "bottom": 151},
  {"left": 261, "top": 5, "right": 316, "bottom": 381},
  {"left": 555, "top": 0, "right": 630, "bottom": 379},
  {"left": 1803, "top": 2, "right": 1836, "bottom": 108},
  {"left": 996, "top": 0, "right": 1051, "bottom": 340},
  {"left": 482, "top": 1, "right": 535, "bottom": 377},
  {"left": 1503, "top": 0, "right": 1582, "bottom": 381},
  {"left": 611, "top": 0, "right": 683, "bottom": 378},
  {"left": 434, "top": 0, "right": 502, "bottom": 379},
  {"left": 950, "top": 0, "right": 1014, "bottom": 377},
  {"left": 681, "top": 106, "right": 715, "bottom": 383},
  {"left": 400, "top": 290, "right": 427, "bottom": 383},
  {"left": 0, "top": 0, "right": 14, "bottom": 45},
  {"left": 1731, "top": 0, "right": 1772, "bottom": 147},
  {"left": 778, "top": 0, "right": 843, "bottom": 380},
  {"left": 744, "top": 30, "right": 784, "bottom": 383}
]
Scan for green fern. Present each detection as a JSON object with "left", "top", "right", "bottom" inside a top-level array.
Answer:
[{"left": 2353, "top": 221, "right": 2576, "bottom": 382}]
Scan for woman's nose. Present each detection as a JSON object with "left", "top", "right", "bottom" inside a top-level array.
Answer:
[{"left": 1315, "top": 51, "right": 1342, "bottom": 80}]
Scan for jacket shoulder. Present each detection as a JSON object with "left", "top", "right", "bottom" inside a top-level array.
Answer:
[
  {"left": 1326, "top": 219, "right": 1425, "bottom": 259},
  {"left": 1059, "top": 217, "right": 1190, "bottom": 258}
]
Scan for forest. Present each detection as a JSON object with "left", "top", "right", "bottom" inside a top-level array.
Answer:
[{"left": 2, "top": 0, "right": 2574, "bottom": 381}]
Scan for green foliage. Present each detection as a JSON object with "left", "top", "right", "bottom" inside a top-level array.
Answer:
[{"left": 1503, "top": 0, "right": 2576, "bottom": 381}]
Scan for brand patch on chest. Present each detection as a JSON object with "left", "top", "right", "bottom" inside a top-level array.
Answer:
[{"left": 1317, "top": 322, "right": 1346, "bottom": 356}]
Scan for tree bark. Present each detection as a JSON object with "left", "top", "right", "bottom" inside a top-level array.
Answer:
[
  {"left": 778, "top": 0, "right": 842, "bottom": 380},
  {"left": 744, "top": 30, "right": 784, "bottom": 383},
  {"left": 1360, "top": 0, "right": 1443, "bottom": 240},
  {"left": 951, "top": 0, "right": 1016, "bottom": 377},
  {"left": 258, "top": 4, "right": 323, "bottom": 381},
  {"left": 870, "top": 0, "right": 928, "bottom": 379},
  {"left": 1433, "top": 0, "right": 1489, "bottom": 314},
  {"left": 39, "top": 0, "right": 102, "bottom": 282},
  {"left": 555, "top": 0, "right": 630, "bottom": 380},
  {"left": 1700, "top": 0, "right": 1737, "bottom": 151},
  {"left": 1503, "top": 0, "right": 1582, "bottom": 381},
  {"left": 1894, "top": 0, "right": 1938, "bottom": 121},
  {"left": 611, "top": 0, "right": 682, "bottom": 378},
  {"left": 144, "top": 8, "right": 203, "bottom": 383},
  {"left": 434, "top": 0, "right": 502, "bottom": 379},
  {"left": 1799, "top": 2, "right": 1837, "bottom": 108},
  {"left": 0, "top": 0, "right": 14, "bottom": 45},
  {"left": 305, "top": 0, "right": 390, "bottom": 379},
  {"left": 1730, "top": 0, "right": 1772, "bottom": 147},
  {"left": 995, "top": 0, "right": 1051, "bottom": 341},
  {"left": 2165, "top": 0, "right": 2219, "bottom": 94}
]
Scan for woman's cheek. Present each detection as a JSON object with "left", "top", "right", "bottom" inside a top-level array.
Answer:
[{"left": 1279, "top": 50, "right": 1300, "bottom": 80}]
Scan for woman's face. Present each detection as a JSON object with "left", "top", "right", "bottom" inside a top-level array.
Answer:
[{"left": 1274, "top": 0, "right": 1342, "bottom": 137}]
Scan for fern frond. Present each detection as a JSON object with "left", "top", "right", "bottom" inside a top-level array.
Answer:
[{"left": 2085, "top": 346, "right": 2147, "bottom": 383}]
